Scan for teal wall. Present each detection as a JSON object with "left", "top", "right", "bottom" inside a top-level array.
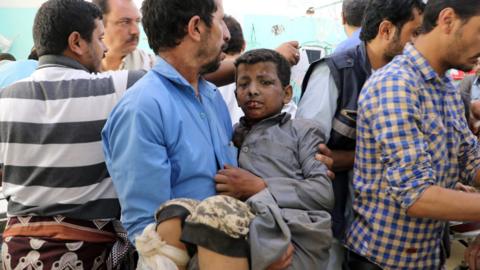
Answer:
[
  {"left": 0, "top": 9, "right": 345, "bottom": 59},
  {"left": 244, "top": 15, "right": 345, "bottom": 53},
  {"left": 0, "top": 8, "right": 37, "bottom": 60}
]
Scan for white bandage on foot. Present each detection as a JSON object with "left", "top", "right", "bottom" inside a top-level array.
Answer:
[{"left": 136, "top": 224, "right": 190, "bottom": 270}]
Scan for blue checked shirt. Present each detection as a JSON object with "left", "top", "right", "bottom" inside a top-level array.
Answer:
[{"left": 346, "top": 43, "right": 480, "bottom": 269}]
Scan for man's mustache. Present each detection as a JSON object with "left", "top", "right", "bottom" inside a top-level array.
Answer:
[{"left": 126, "top": 35, "right": 139, "bottom": 43}]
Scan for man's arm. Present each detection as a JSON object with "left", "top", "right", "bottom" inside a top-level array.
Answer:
[
  {"left": 407, "top": 185, "right": 480, "bottom": 220},
  {"left": 296, "top": 62, "right": 338, "bottom": 143},
  {"left": 368, "top": 75, "right": 480, "bottom": 221},
  {"left": 102, "top": 98, "right": 172, "bottom": 244}
]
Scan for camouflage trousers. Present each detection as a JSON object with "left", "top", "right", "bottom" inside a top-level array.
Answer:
[{"left": 155, "top": 195, "right": 255, "bottom": 261}]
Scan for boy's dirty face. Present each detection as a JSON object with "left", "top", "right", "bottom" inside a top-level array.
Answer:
[{"left": 235, "top": 62, "right": 291, "bottom": 124}]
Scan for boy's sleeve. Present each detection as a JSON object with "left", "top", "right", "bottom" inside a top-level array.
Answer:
[{"left": 263, "top": 123, "right": 334, "bottom": 211}]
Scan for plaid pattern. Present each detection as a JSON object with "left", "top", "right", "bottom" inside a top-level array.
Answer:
[{"left": 346, "top": 43, "right": 480, "bottom": 269}]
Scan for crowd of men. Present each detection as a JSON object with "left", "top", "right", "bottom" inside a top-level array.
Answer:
[{"left": 1, "top": 0, "right": 480, "bottom": 269}]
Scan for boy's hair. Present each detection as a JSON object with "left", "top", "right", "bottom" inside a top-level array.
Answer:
[
  {"left": 234, "top": 49, "right": 291, "bottom": 87},
  {"left": 224, "top": 15, "right": 245, "bottom": 55},
  {"left": 360, "top": 0, "right": 426, "bottom": 42},
  {"left": 422, "top": 0, "right": 480, "bottom": 34}
]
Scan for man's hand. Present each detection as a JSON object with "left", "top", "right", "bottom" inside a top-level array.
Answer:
[
  {"left": 275, "top": 41, "right": 300, "bottom": 66},
  {"left": 466, "top": 235, "right": 480, "bottom": 270},
  {"left": 266, "top": 243, "right": 294, "bottom": 270},
  {"left": 315, "top": 144, "right": 335, "bottom": 179},
  {"left": 215, "top": 164, "right": 266, "bottom": 200},
  {"left": 455, "top": 182, "right": 478, "bottom": 193}
]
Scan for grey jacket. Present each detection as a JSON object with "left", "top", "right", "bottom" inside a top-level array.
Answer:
[{"left": 235, "top": 113, "right": 334, "bottom": 269}]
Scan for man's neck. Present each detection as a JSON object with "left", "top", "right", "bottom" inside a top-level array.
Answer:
[
  {"left": 101, "top": 51, "right": 126, "bottom": 71},
  {"left": 345, "top": 25, "right": 360, "bottom": 38},
  {"left": 159, "top": 48, "right": 201, "bottom": 95},
  {"left": 414, "top": 34, "right": 447, "bottom": 76},
  {"left": 365, "top": 40, "right": 389, "bottom": 71}
]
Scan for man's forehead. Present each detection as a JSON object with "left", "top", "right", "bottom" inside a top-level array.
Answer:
[{"left": 106, "top": 0, "right": 141, "bottom": 18}]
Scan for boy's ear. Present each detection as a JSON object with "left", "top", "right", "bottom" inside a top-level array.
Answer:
[{"left": 282, "top": 85, "right": 293, "bottom": 104}]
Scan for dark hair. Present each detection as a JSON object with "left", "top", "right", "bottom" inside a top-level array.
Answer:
[
  {"left": 142, "top": 0, "right": 217, "bottom": 53},
  {"left": 235, "top": 49, "right": 291, "bottom": 87},
  {"left": 92, "top": 0, "right": 109, "bottom": 14},
  {"left": 0, "top": 53, "right": 16, "bottom": 61},
  {"left": 422, "top": 0, "right": 480, "bottom": 34},
  {"left": 342, "top": 0, "right": 369, "bottom": 27},
  {"left": 224, "top": 15, "right": 245, "bottom": 55},
  {"left": 360, "top": 0, "right": 426, "bottom": 42},
  {"left": 28, "top": 48, "right": 38, "bottom": 60},
  {"left": 33, "top": 0, "right": 102, "bottom": 57}
]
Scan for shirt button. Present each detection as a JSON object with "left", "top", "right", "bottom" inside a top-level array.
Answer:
[
  {"left": 200, "top": 112, "right": 206, "bottom": 119},
  {"left": 242, "top": 146, "right": 249, "bottom": 153}
]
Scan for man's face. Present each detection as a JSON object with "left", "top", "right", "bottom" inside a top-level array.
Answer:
[
  {"left": 446, "top": 16, "right": 480, "bottom": 72},
  {"left": 85, "top": 19, "right": 108, "bottom": 72},
  {"left": 235, "top": 62, "right": 291, "bottom": 124},
  {"left": 198, "top": 0, "right": 231, "bottom": 75},
  {"left": 384, "top": 8, "right": 423, "bottom": 61},
  {"left": 103, "top": 0, "right": 141, "bottom": 57}
]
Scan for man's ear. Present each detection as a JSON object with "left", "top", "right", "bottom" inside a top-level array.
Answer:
[
  {"left": 67, "top": 31, "right": 85, "bottom": 56},
  {"left": 378, "top": 20, "right": 396, "bottom": 41},
  {"left": 187, "top": 15, "right": 203, "bottom": 42},
  {"left": 282, "top": 85, "right": 293, "bottom": 104},
  {"left": 437, "top": 7, "right": 457, "bottom": 35}
]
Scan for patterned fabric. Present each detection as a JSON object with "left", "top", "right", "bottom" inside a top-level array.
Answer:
[
  {"left": 2, "top": 216, "right": 118, "bottom": 270},
  {"left": 185, "top": 195, "right": 254, "bottom": 239},
  {"left": 347, "top": 43, "right": 480, "bottom": 269}
]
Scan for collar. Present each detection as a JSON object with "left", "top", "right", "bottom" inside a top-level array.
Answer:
[
  {"left": 359, "top": 41, "right": 373, "bottom": 76},
  {"left": 238, "top": 112, "right": 291, "bottom": 129},
  {"left": 37, "top": 55, "right": 90, "bottom": 72},
  {"left": 404, "top": 43, "right": 455, "bottom": 92},
  {"left": 403, "top": 43, "right": 440, "bottom": 82},
  {"left": 152, "top": 56, "right": 217, "bottom": 99}
]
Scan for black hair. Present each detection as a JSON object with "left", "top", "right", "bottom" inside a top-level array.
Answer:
[
  {"left": 360, "top": 0, "right": 426, "bottom": 42},
  {"left": 342, "top": 0, "right": 369, "bottom": 27},
  {"left": 33, "top": 0, "right": 102, "bottom": 57},
  {"left": 422, "top": 0, "right": 480, "bottom": 34},
  {"left": 141, "top": 0, "right": 217, "bottom": 53},
  {"left": 224, "top": 15, "right": 245, "bottom": 55},
  {"left": 235, "top": 49, "right": 291, "bottom": 87},
  {"left": 27, "top": 48, "right": 38, "bottom": 60},
  {"left": 92, "top": 0, "right": 109, "bottom": 14},
  {"left": 0, "top": 53, "right": 16, "bottom": 61}
]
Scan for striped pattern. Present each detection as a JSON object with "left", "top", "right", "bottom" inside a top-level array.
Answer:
[
  {"left": 346, "top": 44, "right": 480, "bottom": 269},
  {"left": 0, "top": 55, "right": 137, "bottom": 220}
]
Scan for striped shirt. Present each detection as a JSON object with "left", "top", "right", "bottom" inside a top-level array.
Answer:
[
  {"left": 0, "top": 55, "right": 144, "bottom": 220},
  {"left": 347, "top": 44, "right": 480, "bottom": 269}
]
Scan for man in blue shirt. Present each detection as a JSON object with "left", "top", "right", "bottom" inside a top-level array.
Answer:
[
  {"left": 102, "top": 0, "right": 259, "bottom": 269},
  {"left": 334, "top": 0, "right": 368, "bottom": 54}
]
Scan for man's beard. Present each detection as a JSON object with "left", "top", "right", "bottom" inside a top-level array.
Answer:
[
  {"left": 384, "top": 33, "right": 403, "bottom": 63},
  {"left": 199, "top": 53, "right": 222, "bottom": 75}
]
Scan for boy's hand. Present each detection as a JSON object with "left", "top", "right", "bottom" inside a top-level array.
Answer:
[
  {"left": 315, "top": 144, "right": 335, "bottom": 179},
  {"left": 215, "top": 164, "right": 266, "bottom": 200}
]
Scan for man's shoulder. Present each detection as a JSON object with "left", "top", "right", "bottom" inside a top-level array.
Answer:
[{"left": 123, "top": 48, "right": 155, "bottom": 71}]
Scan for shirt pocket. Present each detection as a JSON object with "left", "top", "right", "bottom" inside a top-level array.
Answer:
[{"left": 421, "top": 116, "right": 448, "bottom": 164}]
